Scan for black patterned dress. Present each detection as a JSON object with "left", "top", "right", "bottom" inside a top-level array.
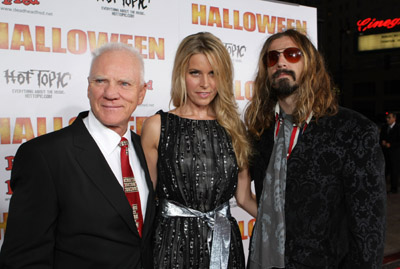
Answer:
[{"left": 153, "top": 110, "right": 245, "bottom": 268}]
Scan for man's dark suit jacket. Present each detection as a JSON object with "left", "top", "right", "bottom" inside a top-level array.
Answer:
[
  {"left": 0, "top": 111, "right": 155, "bottom": 268},
  {"left": 380, "top": 121, "right": 400, "bottom": 156},
  {"left": 249, "top": 107, "right": 386, "bottom": 268}
]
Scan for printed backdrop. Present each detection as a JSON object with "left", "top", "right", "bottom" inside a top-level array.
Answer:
[{"left": 0, "top": 0, "right": 317, "bottom": 258}]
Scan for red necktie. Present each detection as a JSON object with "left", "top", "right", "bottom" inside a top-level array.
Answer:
[{"left": 119, "top": 137, "right": 143, "bottom": 237}]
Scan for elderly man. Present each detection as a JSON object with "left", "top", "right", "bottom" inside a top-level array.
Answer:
[
  {"left": 245, "top": 29, "right": 386, "bottom": 268},
  {"left": 0, "top": 43, "right": 155, "bottom": 268}
]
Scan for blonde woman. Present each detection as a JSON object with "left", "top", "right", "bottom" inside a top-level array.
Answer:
[{"left": 141, "top": 32, "right": 257, "bottom": 268}]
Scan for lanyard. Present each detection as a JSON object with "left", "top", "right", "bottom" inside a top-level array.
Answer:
[{"left": 274, "top": 104, "right": 313, "bottom": 159}]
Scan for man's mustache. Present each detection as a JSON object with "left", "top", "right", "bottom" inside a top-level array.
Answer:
[{"left": 272, "top": 69, "right": 296, "bottom": 81}]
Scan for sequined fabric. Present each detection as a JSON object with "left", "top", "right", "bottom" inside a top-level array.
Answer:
[{"left": 154, "top": 110, "right": 245, "bottom": 268}]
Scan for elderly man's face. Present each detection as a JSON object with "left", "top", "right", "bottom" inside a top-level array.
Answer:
[
  {"left": 88, "top": 50, "right": 146, "bottom": 136},
  {"left": 267, "top": 36, "right": 304, "bottom": 98}
]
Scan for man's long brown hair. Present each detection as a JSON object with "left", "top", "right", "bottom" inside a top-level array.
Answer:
[{"left": 244, "top": 29, "right": 338, "bottom": 139}]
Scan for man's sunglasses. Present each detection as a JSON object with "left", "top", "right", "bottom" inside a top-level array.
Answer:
[{"left": 266, "top": 47, "right": 303, "bottom": 67}]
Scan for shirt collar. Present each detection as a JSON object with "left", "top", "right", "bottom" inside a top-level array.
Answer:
[
  {"left": 274, "top": 103, "right": 313, "bottom": 126},
  {"left": 86, "top": 110, "right": 131, "bottom": 155}
]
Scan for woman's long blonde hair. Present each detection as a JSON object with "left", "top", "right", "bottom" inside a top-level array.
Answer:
[
  {"left": 245, "top": 29, "right": 338, "bottom": 139},
  {"left": 171, "top": 32, "right": 251, "bottom": 169}
]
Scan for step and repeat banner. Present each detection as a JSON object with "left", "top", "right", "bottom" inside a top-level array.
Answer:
[{"left": 0, "top": 0, "right": 317, "bottom": 257}]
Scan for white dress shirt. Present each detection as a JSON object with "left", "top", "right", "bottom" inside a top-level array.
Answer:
[{"left": 83, "top": 110, "right": 148, "bottom": 220}]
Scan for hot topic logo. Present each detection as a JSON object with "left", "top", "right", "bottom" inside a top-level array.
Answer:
[
  {"left": 97, "top": 0, "right": 151, "bottom": 10},
  {"left": 224, "top": 42, "right": 247, "bottom": 61},
  {"left": 1, "top": 0, "right": 40, "bottom": 5}
]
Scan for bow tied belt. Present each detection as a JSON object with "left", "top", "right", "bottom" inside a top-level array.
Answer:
[{"left": 160, "top": 199, "right": 232, "bottom": 269}]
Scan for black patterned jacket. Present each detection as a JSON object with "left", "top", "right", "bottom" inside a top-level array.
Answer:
[{"left": 249, "top": 107, "right": 386, "bottom": 268}]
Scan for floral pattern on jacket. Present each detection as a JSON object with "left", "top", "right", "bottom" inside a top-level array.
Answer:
[{"left": 250, "top": 107, "right": 386, "bottom": 268}]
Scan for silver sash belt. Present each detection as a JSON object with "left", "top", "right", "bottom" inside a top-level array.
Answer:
[{"left": 160, "top": 199, "right": 232, "bottom": 269}]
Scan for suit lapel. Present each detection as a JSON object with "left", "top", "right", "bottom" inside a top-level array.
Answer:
[{"left": 71, "top": 112, "right": 139, "bottom": 236}]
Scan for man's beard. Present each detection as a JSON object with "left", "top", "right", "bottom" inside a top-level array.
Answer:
[{"left": 270, "top": 69, "right": 299, "bottom": 99}]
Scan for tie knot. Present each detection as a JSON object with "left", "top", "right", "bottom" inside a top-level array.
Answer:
[{"left": 119, "top": 137, "right": 129, "bottom": 148}]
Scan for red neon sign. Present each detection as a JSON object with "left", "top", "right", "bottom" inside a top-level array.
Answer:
[{"left": 357, "top": 18, "right": 400, "bottom": 32}]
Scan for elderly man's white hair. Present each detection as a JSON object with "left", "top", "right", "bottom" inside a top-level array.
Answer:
[{"left": 90, "top": 42, "right": 145, "bottom": 86}]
